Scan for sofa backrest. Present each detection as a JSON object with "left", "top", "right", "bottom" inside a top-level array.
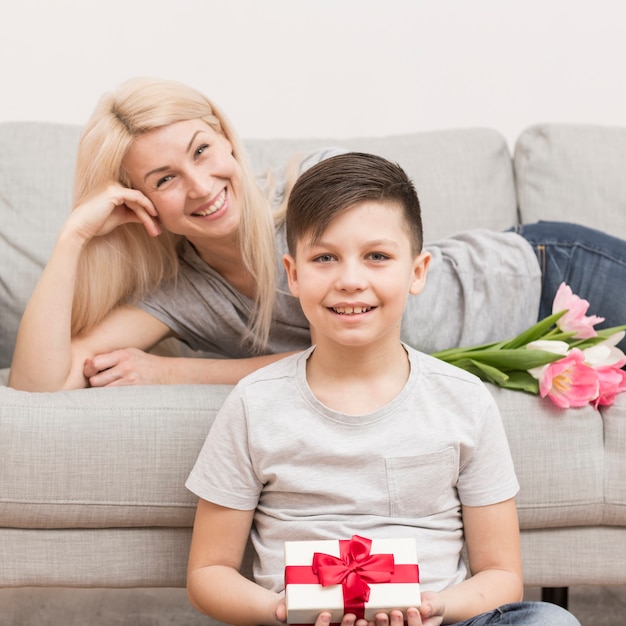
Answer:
[
  {"left": 515, "top": 123, "right": 626, "bottom": 239},
  {"left": 244, "top": 128, "right": 518, "bottom": 241},
  {"left": 0, "top": 122, "right": 516, "bottom": 369},
  {"left": 0, "top": 122, "right": 82, "bottom": 370}
]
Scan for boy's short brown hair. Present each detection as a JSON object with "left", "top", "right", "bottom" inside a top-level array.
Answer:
[{"left": 286, "top": 152, "right": 423, "bottom": 254}]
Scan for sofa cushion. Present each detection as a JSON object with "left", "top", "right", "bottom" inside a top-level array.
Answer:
[
  {"left": 0, "top": 384, "right": 231, "bottom": 529},
  {"left": 514, "top": 123, "right": 626, "bottom": 238},
  {"left": 601, "top": 393, "right": 626, "bottom": 525},
  {"left": 488, "top": 385, "right": 606, "bottom": 529},
  {"left": 0, "top": 122, "right": 82, "bottom": 369}
]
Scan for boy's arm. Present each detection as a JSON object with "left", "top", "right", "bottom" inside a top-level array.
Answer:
[
  {"left": 187, "top": 499, "right": 283, "bottom": 626},
  {"left": 187, "top": 499, "right": 383, "bottom": 626},
  {"left": 422, "top": 498, "right": 523, "bottom": 624}
]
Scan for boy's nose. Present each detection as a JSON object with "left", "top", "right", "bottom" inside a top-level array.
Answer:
[{"left": 335, "top": 261, "right": 367, "bottom": 291}]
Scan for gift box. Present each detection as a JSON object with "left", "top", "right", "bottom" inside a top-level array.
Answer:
[{"left": 284, "top": 535, "right": 420, "bottom": 624}]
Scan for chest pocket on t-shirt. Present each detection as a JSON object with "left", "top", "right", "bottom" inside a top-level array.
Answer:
[{"left": 385, "top": 447, "right": 457, "bottom": 518}]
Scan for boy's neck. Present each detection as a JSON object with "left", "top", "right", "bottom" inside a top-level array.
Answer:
[{"left": 305, "top": 338, "right": 410, "bottom": 415}]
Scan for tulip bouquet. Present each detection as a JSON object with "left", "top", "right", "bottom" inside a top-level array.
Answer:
[{"left": 432, "top": 283, "right": 626, "bottom": 409}]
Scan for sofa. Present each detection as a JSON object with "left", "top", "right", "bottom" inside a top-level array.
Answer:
[{"left": 1, "top": 120, "right": 626, "bottom": 618}]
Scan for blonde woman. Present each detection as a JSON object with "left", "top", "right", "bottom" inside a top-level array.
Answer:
[{"left": 9, "top": 77, "right": 318, "bottom": 391}]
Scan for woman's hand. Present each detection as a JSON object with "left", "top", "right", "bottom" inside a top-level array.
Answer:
[
  {"left": 67, "top": 183, "right": 161, "bottom": 244},
  {"left": 84, "top": 348, "right": 173, "bottom": 386}
]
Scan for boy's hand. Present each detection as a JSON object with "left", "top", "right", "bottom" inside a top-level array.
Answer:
[
  {"left": 315, "top": 612, "right": 358, "bottom": 626},
  {"left": 313, "top": 607, "right": 428, "bottom": 626},
  {"left": 415, "top": 591, "right": 445, "bottom": 626},
  {"left": 279, "top": 597, "right": 440, "bottom": 626},
  {"left": 365, "top": 608, "right": 423, "bottom": 626}
]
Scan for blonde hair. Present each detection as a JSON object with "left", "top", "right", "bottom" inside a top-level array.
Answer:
[{"left": 72, "top": 77, "right": 277, "bottom": 351}]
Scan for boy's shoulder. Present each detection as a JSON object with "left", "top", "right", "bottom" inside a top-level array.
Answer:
[
  {"left": 405, "top": 344, "right": 485, "bottom": 387},
  {"left": 236, "top": 348, "right": 310, "bottom": 388}
]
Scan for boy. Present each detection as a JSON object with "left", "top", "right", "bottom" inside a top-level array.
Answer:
[{"left": 185, "top": 153, "right": 579, "bottom": 626}]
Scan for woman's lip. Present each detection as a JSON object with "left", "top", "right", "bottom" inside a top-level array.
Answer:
[{"left": 192, "top": 188, "right": 227, "bottom": 217}]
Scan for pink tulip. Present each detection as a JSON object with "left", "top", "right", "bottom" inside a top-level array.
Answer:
[
  {"left": 553, "top": 282, "right": 605, "bottom": 338},
  {"left": 538, "top": 348, "right": 600, "bottom": 408},
  {"left": 592, "top": 366, "right": 626, "bottom": 408}
]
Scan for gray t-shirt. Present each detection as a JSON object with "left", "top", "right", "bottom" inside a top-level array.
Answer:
[
  {"left": 139, "top": 227, "right": 309, "bottom": 358},
  {"left": 186, "top": 345, "right": 520, "bottom": 593},
  {"left": 139, "top": 226, "right": 541, "bottom": 356}
]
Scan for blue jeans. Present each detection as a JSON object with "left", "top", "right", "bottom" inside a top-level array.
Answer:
[
  {"left": 514, "top": 221, "right": 626, "bottom": 351},
  {"left": 452, "top": 601, "right": 580, "bottom": 625}
]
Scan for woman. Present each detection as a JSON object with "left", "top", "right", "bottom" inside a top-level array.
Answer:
[
  {"left": 9, "top": 77, "right": 309, "bottom": 390},
  {"left": 9, "top": 77, "right": 626, "bottom": 391}
]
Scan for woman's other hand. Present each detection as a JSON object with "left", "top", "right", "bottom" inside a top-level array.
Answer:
[
  {"left": 84, "top": 348, "right": 173, "bottom": 386},
  {"left": 68, "top": 183, "right": 161, "bottom": 243}
]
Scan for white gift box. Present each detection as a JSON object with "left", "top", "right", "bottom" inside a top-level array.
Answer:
[{"left": 284, "top": 535, "right": 420, "bottom": 624}]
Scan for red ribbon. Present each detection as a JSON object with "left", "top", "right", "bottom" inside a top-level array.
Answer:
[{"left": 285, "top": 535, "right": 419, "bottom": 619}]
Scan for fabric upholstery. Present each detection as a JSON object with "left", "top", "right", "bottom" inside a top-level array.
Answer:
[
  {"left": 0, "top": 385, "right": 230, "bottom": 529},
  {"left": 246, "top": 128, "right": 518, "bottom": 244},
  {"left": 0, "top": 122, "right": 81, "bottom": 369},
  {"left": 515, "top": 123, "right": 626, "bottom": 238},
  {"left": 488, "top": 385, "right": 605, "bottom": 529}
]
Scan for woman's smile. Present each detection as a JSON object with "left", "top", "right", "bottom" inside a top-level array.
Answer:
[
  {"left": 122, "top": 119, "right": 243, "bottom": 238},
  {"left": 191, "top": 188, "right": 228, "bottom": 218}
]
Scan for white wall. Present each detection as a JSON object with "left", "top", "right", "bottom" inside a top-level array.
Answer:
[{"left": 2, "top": 0, "right": 626, "bottom": 149}]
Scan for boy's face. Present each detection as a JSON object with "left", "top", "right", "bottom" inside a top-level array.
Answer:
[{"left": 283, "top": 200, "right": 430, "bottom": 350}]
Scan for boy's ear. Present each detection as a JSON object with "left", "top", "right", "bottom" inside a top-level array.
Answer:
[
  {"left": 409, "top": 251, "right": 431, "bottom": 296},
  {"left": 282, "top": 253, "right": 299, "bottom": 297}
]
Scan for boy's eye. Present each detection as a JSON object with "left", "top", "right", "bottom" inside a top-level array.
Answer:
[
  {"left": 368, "top": 252, "right": 390, "bottom": 261},
  {"left": 313, "top": 254, "right": 335, "bottom": 263}
]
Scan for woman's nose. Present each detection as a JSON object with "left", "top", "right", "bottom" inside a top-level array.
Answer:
[{"left": 187, "top": 170, "right": 212, "bottom": 198}]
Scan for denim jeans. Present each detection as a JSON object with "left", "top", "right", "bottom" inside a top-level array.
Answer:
[
  {"left": 515, "top": 221, "right": 626, "bottom": 351},
  {"left": 452, "top": 601, "right": 580, "bottom": 625}
]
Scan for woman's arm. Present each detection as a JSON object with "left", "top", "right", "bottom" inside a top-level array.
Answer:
[
  {"left": 420, "top": 498, "right": 523, "bottom": 624},
  {"left": 9, "top": 184, "right": 162, "bottom": 391},
  {"left": 83, "top": 348, "right": 299, "bottom": 387}
]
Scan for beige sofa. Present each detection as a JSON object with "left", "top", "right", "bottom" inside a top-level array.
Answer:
[{"left": 1, "top": 121, "right": 625, "bottom": 617}]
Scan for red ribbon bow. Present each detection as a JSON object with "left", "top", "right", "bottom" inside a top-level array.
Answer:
[
  {"left": 311, "top": 535, "right": 395, "bottom": 605},
  {"left": 285, "top": 535, "right": 419, "bottom": 621}
]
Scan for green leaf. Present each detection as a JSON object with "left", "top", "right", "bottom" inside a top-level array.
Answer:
[
  {"left": 444, "top": 358, "right": 510, "bottom": 386},
  {"left": 568, "top": 325, "right": 626, "bottom": 350},
  {"left": 431, "top": 340, "right": 502, "bottom": 359},
  {"left": 442, "top": 359, "right": 540, "bottom": 395},
  {"left": 438, "top": 348, "right": 562, "bottom": 371},
  {"left": 497, "top": 371, "right": 540, "bottom": 394},
  {"left": 499, "top": 311, "right": 565, "bottom": 349},
  {"left": 467, "top": 360, "right": 511, "bottom": 385}
]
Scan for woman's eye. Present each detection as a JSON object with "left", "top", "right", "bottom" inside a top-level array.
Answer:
[
  {"left": 195, "top": 143, "right": 210, "bottom": 157},
  {"left": 155, "top": 175, "right": 173, "bottom": 189}
]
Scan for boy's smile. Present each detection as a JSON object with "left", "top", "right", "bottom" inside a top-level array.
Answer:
[{"left": 284, "top": 200, "right": 430, "bottom": 351}]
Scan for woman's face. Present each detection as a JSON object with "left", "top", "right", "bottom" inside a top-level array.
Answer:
[{"left": 122, "top": 118, "right": 244, "bottom": 244}]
